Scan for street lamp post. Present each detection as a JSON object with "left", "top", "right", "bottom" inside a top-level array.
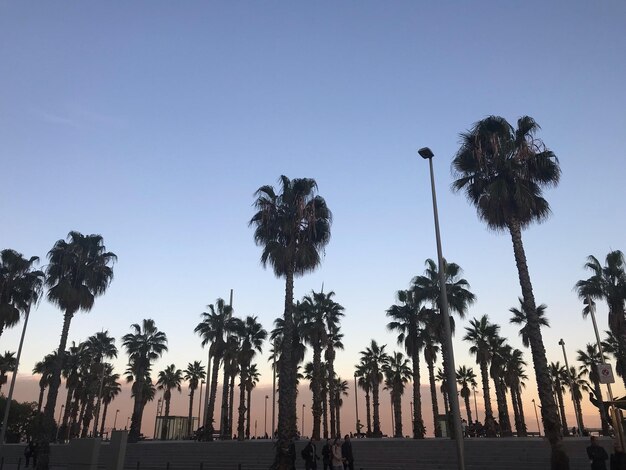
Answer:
[
  {"left": 113, "top": 409, "right": 120, "bottom": 430},
  {"left": 265, "top": 395, "right": 269, "bottom": 437},
  {"left": 558, "top": 339, "right": 583, "bottom": 436},
  {"left": 410, "top": 401, "right": 414, "bottom": 431},
  {"left": 302, "top": 404, "right": 306, "bottom": 438},
  {"left": 126, "top": 417, "right": 130, "bottom": 430},
  {"left": 532, "top": 399, "right": 541, "bottom": 436},
  {"left": 354, "top": 374, "right": 359, "bottom": 436},
  {"left": 272, "top": 339, "right": 277, "bottom": 440},
  {"left": 472, "top": 388, "right": 478, "bottom": 422},
  {"left": 419, "top": 147, "right": 465, "bottom": 470},
  {"left": 198, "top": 380, "right": 205, "bottom": 428}
]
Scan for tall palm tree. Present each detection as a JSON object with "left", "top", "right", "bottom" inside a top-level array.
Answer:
[
  {"left": 220, "top": 335, "right": 240, "bottom": 439},
  {"left": 456, "top": 366, "right": 477, "bottom": 423},
  {"left": 504, "top": 348, "right": 528, "bottom": 437},
  {"left": 0, "top": 249, "right": 44, "bottom": 339},
  {"left": 453, "top": 115, "right": 565, "bottom": 464},
  {"left": 382, "top": 352, "right": 411, "bottom": 438},
  {"left": 250, "top": 175, "right": 331, "bottom": 470},
  {"left": 359, "top": 340, "right": 387, "bottom": 438},
  {"left": 98, "top": 366, "right": 121, "bottom": 437},
  {"left": 489, "top": 338, "right": 513, "bottom": 436},
  {"left": 245, "top": 363, "right": 260, "bottom": 439},
  {"left": 0, "top": 351, "right": 16, "bottom": 394},
  {"left": 509, "top": 298, "right": 550, "bottom": 348},
  {"left": 577, "top": 344, "right": 611, "bottom": 436},
  {"left": 194, "top": 298, "right": 238, "bottom": 441},
  {"left": 334, "top": 376, "right": 348, "bottom": 438},
  {"left": 157, "top": 364, "right": 183, "bottom": 440},
  {"left": 236, "top": 316, "right": 267, "bottom": 441},
  {"left": 43, "top": 232, "right": 116, "bottom": 455},
  {"left": 575, "top": 251, "right": 626, "bottom": 388},
  {"left": 60, "top": 341, "right": 85, "bottom": 440},
  {"left": 548, "top": 362, "right": 570, "bottom": 436},
  {"left": 386, "top": 289, "right": 427, "bottom": 438},
  {"left": 122, "top": 319, "right": 168, "bottom": 443},
  {"left": 464, "top": 315, "right": 498, "bottom": 437},
  {"left": 183, "top": 361, "right": 206, "bottom": 437},
  {"left": 435, "top": 367, "right": 449, "bottom": 415},
  {"left": 33, "top": 353, "right": 57, "bottom": 413},
  {"left": 421, "top": 322, "right": 442, "bottom": 437},
  {"left": 85, "top": 330, "right": 118, "bottom": 437}
]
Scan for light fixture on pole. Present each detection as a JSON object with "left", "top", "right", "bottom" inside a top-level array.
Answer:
[
  {"left": 558, "top": 339, "right": 583, "bottom": 436},
  {"left": 532, "top": 399, "right": 541, "bottom": 436},
  {"left": 419, "top": 146, "right": 465, "bottom": 470},
  {"left": 113, "top": 409, "right": 120, "bottom": 430}
]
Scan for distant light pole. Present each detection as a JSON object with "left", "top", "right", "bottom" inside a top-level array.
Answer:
[
  {"left": 302, "top": 404, "right": 306, "bottom": 437},
  {"left": 410, "top": 402, "right": 414, "bottom": 432},
  {"left": 354, "top": 374, "right": 359, "bottom": 435},
  {"left": 390, "top": 400, "right": 395, "bottom": 436},
  {"left": 558, "top": 339, "right": 582, "bottom": 436},
  {"left": 531, "top": 399, "right": 541, "bottom": 435},
  {"left": 126, "top": 417, "right": 130, "bottom": 430},
  {"left": 56, "top": 405, "right": 65, "bottom": 440},
  {"left": 419, "top": 146, "right": 465, "bottom": 470},
  {"left": 472, "top": 388, "right": 479, "bottom": 422},
  {"left": 198, "top": 380, "right": 205, "bottom": 428},
  {"left": 272, "top": 339, "right": 277, "bottom": 440},
  {"left": 264, "top": 395, "right": 269, "bottom": 437},
  {"left": 113, "top": 409, "right": 120, "bottom": 430}
]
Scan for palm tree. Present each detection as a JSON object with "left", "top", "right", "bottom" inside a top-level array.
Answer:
[
  {"left": 183, "top": 361, "right": 206, "bottom": 437},
  {"left": 0, "top": 249, "right": 44, "bottom": 339},
  {"left": 250, "top": 175, "right": 331, "bottom": 470},
  {"left": 452, "top": 115, "right": 565, "bottom": 466},
  {"left": 236, "top": 316, "right": 267, "bottom": 441},
  {"left": 456, "top": 366, "right": 477, "bottom": 423},
  {"left": 0, "top": 351, "right": 16, "bottom": 394},
  {"left": 567, "top": 366, "right": 588, "bottom": 434},
  {"left": 386, "top": 289, "right": 427, "bottom": 438},
  {"left": 548, "top": 362, "right": 570, "bottom": 436},
  {"left": 489, "top": 338, "right": 513, "bottom": 436},
  {"left": 43, "top": 232, "right": 116, "bottom": 451},
  {"left": 194, "top": 298, "right": 238, "bottom": 441},
  {"left": 98, "top": 366, "right": 121, "bottom": 437},
  {"left": 382, "top": 352, "right": 411, "bottom": 437},
  {"left": 435, "top": 367, "right": 449, "bottom": 415},
  {"left": 60, "top": 341, "right": 85, "bottom": 440},
  {"left": 122, "top": 319, "right": 168, "bottom": 443},
  {"left": 326, "top": 324, "right": 344, "bottom": 439},
  {"left": 157, "top": 364, "right": 183, "bottom": 440},
  {"left": 464, "top": 315, "right": 498, "bottom": 437},
  {"left": 334, "top": 376, "right": 348, "bottom": 438},
  {"left": 245, "top": 363, "right": 260, "bottom": 439},
  {"left": 577, "top": 344, "right": 611, "bottom": 436},
  {"left": 575, "top": 251, "right": 626, "bottom": 388},
  {"left": 33, "top": 352, "right": 57, "bottom": 413},
  {"left": 504, "top": 349, "right": 528, "bottom": 436},
  {"left": 359, "top": 340, "right": 387, "bottom": 438},
  {"left": 509, "top": 298, "right": 550, "bottom": 348},
  {"left": 355, "top": 361, "right": 372, "bottom": 437},
  {"left": 421, "top": 322, "right": 442, "bottom": 437},
  {"left": 85, "top": 330, "right": 118, "bottom": 437},
  {"left": 220, "top": 335, "right": 240, "bottom": 439}
]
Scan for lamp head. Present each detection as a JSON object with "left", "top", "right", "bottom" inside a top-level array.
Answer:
[
  {"left": 558, "top": 339, "right": 565, "bottom": 346},
  {"left": 418, "top": 147, "right": 434, "bottom": 159}
]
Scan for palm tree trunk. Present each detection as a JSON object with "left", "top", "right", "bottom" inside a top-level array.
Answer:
[
  {"left": 68, "top": 396, "right": 80, "bottom": 440},
  {"left": 427, "top": 359, "right": 441, "bottom": 438},
  {"left": 273, "top": 267, "right": 297, "bottom": 470},
  {"left": 327, "top": 347, "right": 336, "bottom": 438},
  {"left": 228, "top": 372, "right": 236, "bottom": 437},
  {"left": 312, "top": 344, "right": 322, "bottom": 440},
  {"left": 364, "top": 390, "right": 371, "bottom": 436},
  {"left": 80, "top": 396, "right": 95, "bottom": 438},
  {"left": 246, "top": 388, "right": 252, "bottom": 439},
  {"left": 128, "top": 383, "right": 144, "bottom": 443},
  {"left": 37, "top": 385, "right": 45, "bottom": 413},
  {"left": 593, "top": 380, "right": 610, "bottom": 436},
  {"left": 161, "top": 395, "right": 171, "bottom": 440},
  {"left": 494, "top": 379, "right": 512, "bottom": 436},
  {"left": 322, "top": 385, "right": 329, "bottom": 439},
  {"left": 411, "top": 349, "right": 425, "bottom": 438},
  {"left": 220, "top": 362, "right": 229, "bottom": 439},
  {"left": 60, "top": 387, "right": 73, "bottom": 441},
  {"left": 205, "top": 352, "right": 221, "bottom": 441},
  {"left": 372, "top": 375, "right": 382, "bottom": 438},
  {"left": 516, "top": 384, "right": 527, "bottom": 435},
  {"left": 78, "top": 399, "right": 86, "bottom": 436},
  {"left": 508, "top": 220, "right": 567, "bottom": 468},
  {"left": 100, "top": 401, "right": 109, "bottom": 437},
  {"left": 187, "top": 388, "right": 195, "bottom": 438},
  {"left": 479, "top": 361, "right": 496, "bottom": 437},
  {"left": 442, "top": 386, "right": 449, "bottom": 415},
  {"left": 510, "top": 386, "right": 522, "bottom": 436},
  {"left": 335, "top": 393, "right": 341, "bottom": 438},
  {"left": 393, "top": 390, "right": 402, "bottom": 438},
  {"left": 555, "top": 385, "right": 568, "bottom": 436},
  {"left": 237, "top": 365, "right": 247, "bottom": 441}
]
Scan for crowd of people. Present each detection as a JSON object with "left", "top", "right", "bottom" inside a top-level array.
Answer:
[{"left": 296, "top": 434, "right": 355, "bottom": 470}]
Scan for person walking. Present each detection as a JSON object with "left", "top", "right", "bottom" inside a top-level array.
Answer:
[
  {"left": 331, "top": 437, "right": 343, "bottom": 470},
  {"left": 302, "top": 438, "right": 319, "bottom": 470},
  {"left": 587, "top": 436, "right": 609, "bottom": 470},
  {"left": 341, "top": 434, "right": 354, "bottom": 470},
  {"left": 322, "top": 439, "right": 332, "bottom": 470},
  {"left": 24, "top": 440, "right": 38, "bottom": 468}
]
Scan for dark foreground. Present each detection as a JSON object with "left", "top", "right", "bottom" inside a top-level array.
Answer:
[{"left": 0, "top": 437, "right": 613, "bottom": 470}]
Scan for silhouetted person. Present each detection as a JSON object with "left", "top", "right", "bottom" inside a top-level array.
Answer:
[
  {"left": 611, "top": 443, "right": 626, "bottom": 470},
  {"left": 302, "top": 438, "right": 319, "bottom": 470},
  {"left": 24, "top": 440, "right": 38, "bottom": 468},
  {"left": 331, "top": 437, "right": 343, "bottom": 470},
  {"left": 322, "top": 439, "right": 332, "bottom": 470},
  {"left": 341, "top": 434, "right": 354, "bottom": 470},
  {"left": 588, "top": 436, "right": 609, "bottom": 470}
]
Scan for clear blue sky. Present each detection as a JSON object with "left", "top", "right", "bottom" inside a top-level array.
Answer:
[{"left": 1, "top": 1, "right": 625, "bottom": 423}]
